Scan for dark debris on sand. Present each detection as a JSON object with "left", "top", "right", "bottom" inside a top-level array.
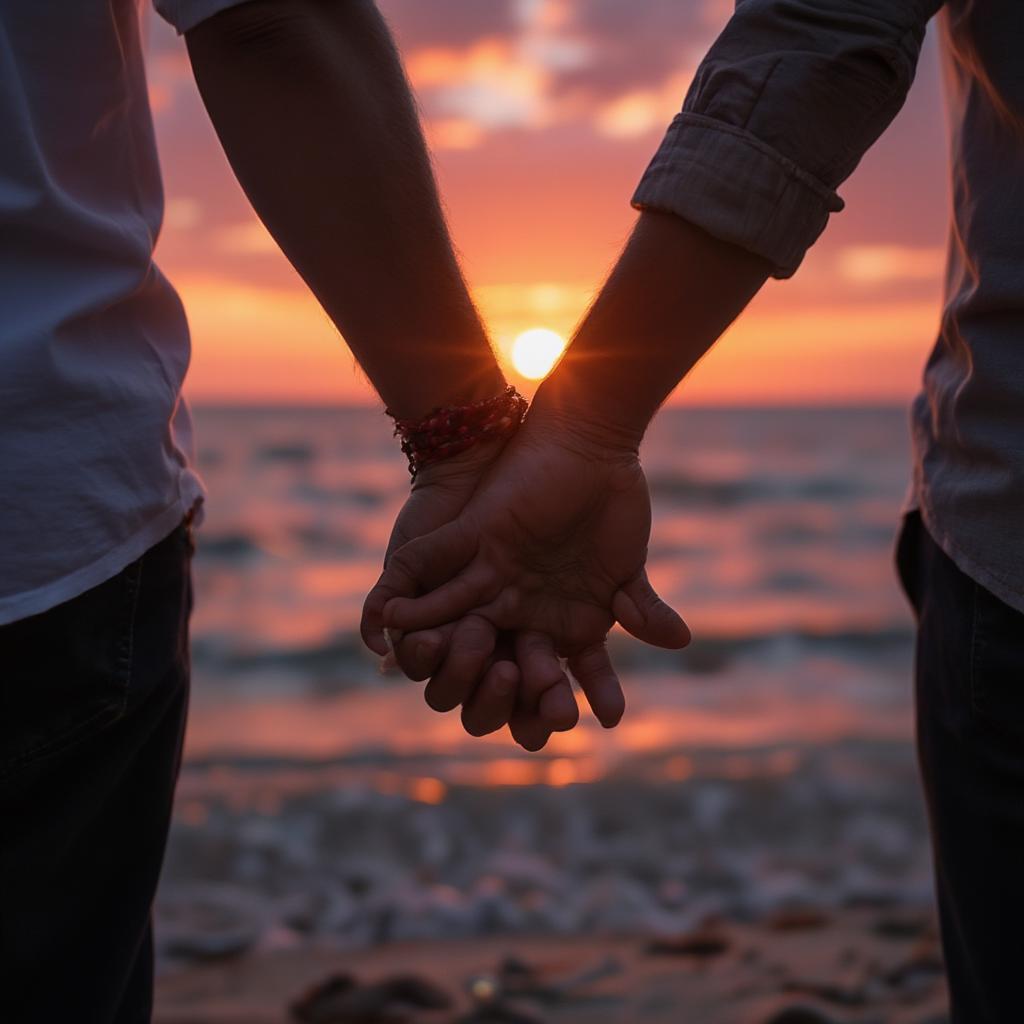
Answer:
[
  {"left": 157, "top": 907, "right": 949, "bottom": 1024},
  {"left": 291, "top": 972, "right": 452, "bottom": 1023}
]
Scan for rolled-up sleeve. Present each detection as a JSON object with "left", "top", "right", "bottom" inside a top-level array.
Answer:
[
  {"left": 154, "top": 0, "right": 253, "bottom": 35},
  {"left": 632, "top": 0, "right": 942, "bottom": 278}
]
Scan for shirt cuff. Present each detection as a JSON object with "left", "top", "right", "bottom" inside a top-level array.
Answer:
[
  {"left": 153, "top": 0, "right": 252, "bottom": 34},
  {"left": 631, "top": 112, "right": 844, "bottom": 279}
]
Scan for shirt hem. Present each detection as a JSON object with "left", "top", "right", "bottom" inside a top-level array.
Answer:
[
  {"left": 909, "top": 492, "right": 1024, "bottom": 617},
  {"left": 0, "top": 497, "right": 201, "bottom": 627}
]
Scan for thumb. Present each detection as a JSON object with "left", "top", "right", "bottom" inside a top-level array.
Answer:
[
  {"left": 612, "top": 572, "right": 691, "bottom": 649},
  {"left": 361, "top": 518, "right": 475, "bottom": 656}
]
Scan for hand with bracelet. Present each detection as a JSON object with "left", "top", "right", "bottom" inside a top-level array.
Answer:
[
  {"left": 363, "top": 212, "right": 771, "bottom": 748},
  {"left": 375, "top": 389, "right": 549, "bottom": 741},
  {"left": 370, "top": 382, "right": 686, "bottom": 748}
]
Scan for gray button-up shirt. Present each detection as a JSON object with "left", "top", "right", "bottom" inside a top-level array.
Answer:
[{"left": 633, "top": 0, "right": 1024, "bottom": 613}]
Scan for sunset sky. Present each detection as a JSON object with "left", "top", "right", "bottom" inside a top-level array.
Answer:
[{"left": 147, "top": 0, "right": 950, "bottom": 406}]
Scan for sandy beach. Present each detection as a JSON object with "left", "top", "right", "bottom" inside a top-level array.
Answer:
[
  {"left": 154, "top": 736, "right": 942, "bottom": 1023},
  {"left": 155, "top": 907, "right": 948, "bottom": 1024}
]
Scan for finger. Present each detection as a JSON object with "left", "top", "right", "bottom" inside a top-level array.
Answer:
[
  {"left": 383, "top": 557, "right": 504, "bottom": 633},
  {"left": 462, "top": 585, "right": 523, "bottom": 631},
  {"left": 509, "top": 631, "right": 576, "bottom": 747},
  {"left": 361, "top": 585, "right": 393, "bottom": 656},
  {"left": 393, "top": 625, "right": 452, "bottom": 682},
  {"left": 515, "top": 631, "right": 568, "bottom": 711},
  {"left": 360, "top": 520, "right": 475, "bottom": 654},
  {"left": 538, "top": 677, "right": 579, "bottom": 732},
  {"left": 509, "top": 710, "right": 553, "bottom": 752},
  {"left": 612, "top": 572, "right": 691, "bottom": 649},
  {"left": 461, "top": 659, "right": 519, "bottom": 737},
  {"left": 423, "top": 614, "right": 497, "bottom": 713},
  {"left": 568, "top": 643, "right": 625, "bottom": 728}
]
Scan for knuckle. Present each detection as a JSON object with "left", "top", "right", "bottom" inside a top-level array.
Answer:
[
  {"left": 518, "top": 631, "right": 548, "bottom": 655},
  {"left": 491, "top": 587, "right": 521, "bottom": 621},
  {"left": 453, "top": 644, "right": 491, "bottom": 666},
  {"left": 454, "top": 624, "right": 495, "bottom": 659},
  {"left": 362, "top": 587, "right": 389, "bottom": 617},
  {"left": 454, "top": 575, "right": 484, "bottom": 605}
]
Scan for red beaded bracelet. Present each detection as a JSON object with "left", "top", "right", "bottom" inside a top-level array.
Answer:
[{"left": 387, "top": 385, "right": 528, "bottom": 477}]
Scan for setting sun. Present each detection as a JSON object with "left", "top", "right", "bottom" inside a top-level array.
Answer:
[{"left": 510, "top": 327, "right": 567, "bottom": 380}]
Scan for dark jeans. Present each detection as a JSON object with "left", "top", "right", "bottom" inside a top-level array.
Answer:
[
  {"left": 896, "top": 511, "right": 1024, "bottom": 1023},
  {"left": 0, "top": 520, "right": 193, "bottom": 1024}
]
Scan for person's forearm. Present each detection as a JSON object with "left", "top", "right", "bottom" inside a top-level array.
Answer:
[
  {"left": 186, "top": 0, "right": 504, "bottom": 420},
  {"left": 530, "top": 212, "right": 771, "bottom": 447}
]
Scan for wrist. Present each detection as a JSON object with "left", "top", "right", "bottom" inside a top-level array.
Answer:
[
  {"left": 526, "top": 377, "right": 646, "bottom": 458},
  {"left": 382, "top": 363, "right": 507, "bottom": 424},
  {"left": 391, "top": 384, "right": 527, "bottom": 483},
  {"left": 410, "top": 431, "right": 510, "bottom": 492}
]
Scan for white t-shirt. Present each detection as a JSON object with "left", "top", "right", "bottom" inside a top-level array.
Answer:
[{"left": 0, "top": 0, "right": 241, "bottom": 624}]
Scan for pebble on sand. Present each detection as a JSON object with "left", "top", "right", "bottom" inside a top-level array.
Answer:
[{"left": 290, "top": 972, "right": 453, "bottom": 1024}]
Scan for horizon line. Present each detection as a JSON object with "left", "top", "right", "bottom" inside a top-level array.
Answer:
[{"left": 188, "top": 397, "right": 912, "bottom": 412}]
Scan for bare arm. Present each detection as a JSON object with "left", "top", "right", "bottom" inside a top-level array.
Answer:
[
  {"left": 536, "top": 0, "right": 941, "bottom": 441},
  {"left": 187, "top": 0, "right": 532, "bottom": 739},
  {"left": 531, "top": 212, "right": 771, "bottom": 447},
  {"left": 185, "top": 0, "right": 504, "bottom": 419}
]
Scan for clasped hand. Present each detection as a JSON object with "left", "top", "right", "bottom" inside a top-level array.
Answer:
[{"left": 361, "top": 407, "right": 690, "bottom": 750}]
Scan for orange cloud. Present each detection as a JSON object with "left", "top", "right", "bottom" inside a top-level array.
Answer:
[
  {"left": 177, "top": 276, "right": 367, "bottom": 403},
  {"left": 836, "top": 245, "right": 946, "bottom": 286},
  {"left": 408, "top": 39, "right": 559, "bottom": 130},
  {"left": 164, "top": 197, "right": 202, "bottom": 230},
  {"left": 423, "top": 117, "right": 485, "bottom": 150},
  {"left": 679, "top": 298, "right": 936, "bottom": 403},
  {"left": 594, "top": 69, "right": 694, "bottom": 138},
  {"left": 213, "top": 220, "right": 278, "bottom": 255}
]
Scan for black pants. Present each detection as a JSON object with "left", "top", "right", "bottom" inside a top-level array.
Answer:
[
  {"left": 1, "top": 521, "right": 193, "bottom": 1024},
  {"left": 897, "top": 511, "right": 1024, "bottom": 1023}
]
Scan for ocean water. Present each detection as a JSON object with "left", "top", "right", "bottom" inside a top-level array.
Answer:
[{"left": 158, "top": 404, "right": 930, "bottom": 962}]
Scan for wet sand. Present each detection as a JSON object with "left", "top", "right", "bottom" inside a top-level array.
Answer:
[{"left": 155, "top": 907, "right": 948, "bottom": 1024}]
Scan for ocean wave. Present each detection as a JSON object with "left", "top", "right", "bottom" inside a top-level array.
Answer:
[
  {"left": 289, "top": 482, "right": 389, "bottom": 507},
  {"left": 194, "top": 532, "right": 264, "bottom": 560},
  {"left": 607, "top": 625, "right": 913, "bottom": 675},
  {"left": 192, "top": 632, "right": 371, "bottom": 680},
  {"left": 648, "top": 472, "right": 866, "bottom": 507},
  {"left": 254, "top": 441, "right": 316, "bottom": 463},
  {"left": 190, "top": 623, "right": 913, "bottom": 686}
]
